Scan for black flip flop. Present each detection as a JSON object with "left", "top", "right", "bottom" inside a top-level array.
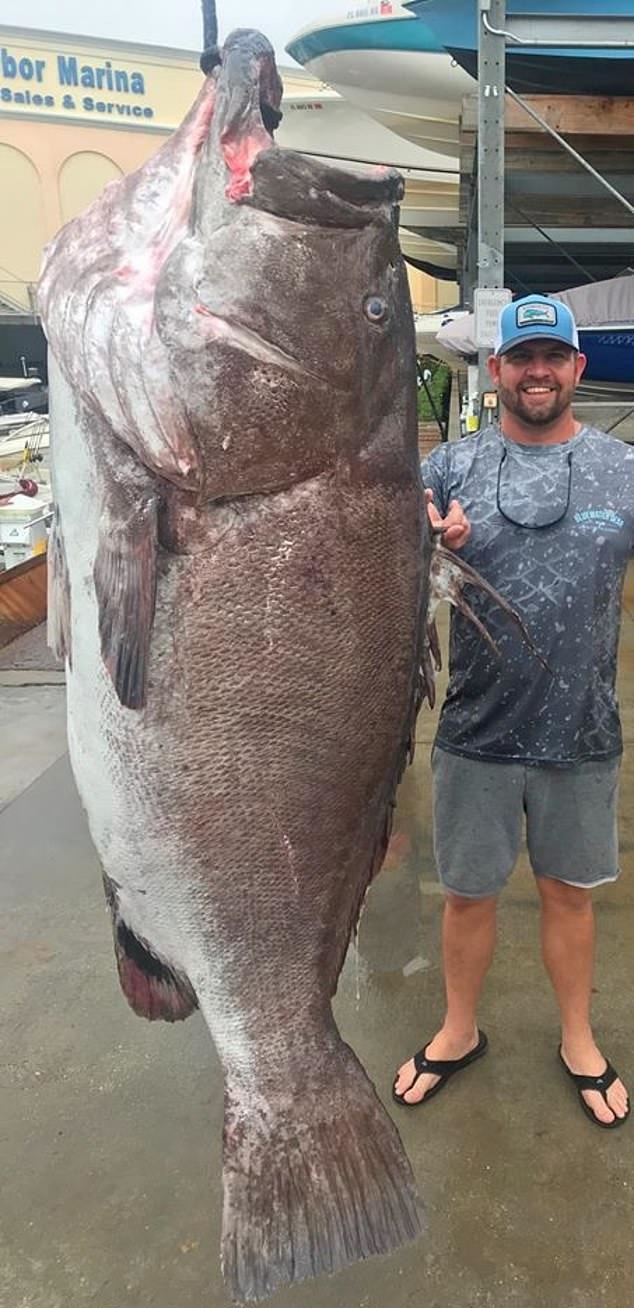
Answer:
[
  {"left": 558, "top": 1048, "right": 630, "bottom": 1130},
  {"left": 392, "top": 1030, "right": 488, "bottom": 1107}
]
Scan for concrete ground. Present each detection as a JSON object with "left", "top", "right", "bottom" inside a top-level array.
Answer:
[{"left": 1, "top": 584, "right": 633, "bottom": 1308}]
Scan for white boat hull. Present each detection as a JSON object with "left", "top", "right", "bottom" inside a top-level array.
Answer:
[
  {"left": 401, "top": 230, "right": 457, "bottom": 272},
  {"left": 286, "top": 0, "right": 475, "bottom": 159},
  {"left": 297, "top": 48, "right": 472, "bottom": 155},
  {"left": 278, "top": 82, "right": 459, "bottom": 172}
]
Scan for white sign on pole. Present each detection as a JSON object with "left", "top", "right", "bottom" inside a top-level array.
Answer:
[{"left": 474, "top": 287, "right": 512, "bottom": 349}]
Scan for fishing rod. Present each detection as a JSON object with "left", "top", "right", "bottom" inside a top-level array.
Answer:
[{"left": 200, "top": 0, "right": 221, "bottom": 73}]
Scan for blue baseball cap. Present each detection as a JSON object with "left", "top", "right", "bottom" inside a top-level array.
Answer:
[{"left": 494, "top": 294, "right": 580, "bottom": 356}]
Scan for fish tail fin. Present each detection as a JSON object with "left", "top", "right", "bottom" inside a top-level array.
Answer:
[
  {"left": 103, "top": 875, "right": 197, "bottom": 1022},
  {"left": 222, "top": 1043, "right": 424, "bottom": 1302}
]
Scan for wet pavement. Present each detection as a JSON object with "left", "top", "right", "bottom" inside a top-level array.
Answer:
[{"left": 1, "top": 577, "right": 633, "bottom": 1308}]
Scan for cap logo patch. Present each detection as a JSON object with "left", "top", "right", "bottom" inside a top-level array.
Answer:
[{"left": 516, "top": 303, "right": 557, "bottom": 328}]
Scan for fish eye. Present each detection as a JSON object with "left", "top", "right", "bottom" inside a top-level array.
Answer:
[{"left": 364, "top": 295, "right": 388, "bottom": 324}]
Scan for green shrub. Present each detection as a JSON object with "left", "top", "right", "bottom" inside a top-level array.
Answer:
[{"left": 417, "top": 356, "right": 451, "bottom": 424}]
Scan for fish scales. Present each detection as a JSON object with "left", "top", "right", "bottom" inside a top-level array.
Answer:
[{"left": 39, "top": 28, "right": 430, "bottom": 1302}]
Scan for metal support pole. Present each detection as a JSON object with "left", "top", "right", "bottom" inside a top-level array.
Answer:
[{"left": 477, "top": 0, "right": 507, "bottom": 403}]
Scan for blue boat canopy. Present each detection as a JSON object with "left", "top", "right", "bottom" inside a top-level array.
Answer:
[{"left": 404, "top": 0, "right": 634, "bottom": 94}]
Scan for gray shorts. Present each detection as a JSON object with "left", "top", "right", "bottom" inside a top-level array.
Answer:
[{"left": 432, "top": 746, "right": 620, "bottom": 898}]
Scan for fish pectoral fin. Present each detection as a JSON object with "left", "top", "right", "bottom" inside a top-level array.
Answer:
[
  {"left": 93, "top": 492, "right": 159, "bottom": 710},
  {"left": 47, "top": 507, "right": 72, "bottom": 666},
  {"left": 430, "top": 544, "right": 550, "bottom": 670}
]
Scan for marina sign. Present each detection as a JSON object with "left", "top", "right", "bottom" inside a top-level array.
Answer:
[{"left": 0, "top": 29, "right": 200, "bottom": 132}]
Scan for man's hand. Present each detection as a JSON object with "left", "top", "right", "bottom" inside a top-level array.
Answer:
[{"left": 425, "top": 489, "right": 471, "bottom": 550}]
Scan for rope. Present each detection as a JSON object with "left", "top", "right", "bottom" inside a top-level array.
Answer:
[{"left": 200, "top": 0, "right": 221, "bottom": 74}]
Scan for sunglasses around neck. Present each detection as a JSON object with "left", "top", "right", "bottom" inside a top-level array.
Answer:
[{"left": 496, "top": 446, "right": 573, "bottom": 529}]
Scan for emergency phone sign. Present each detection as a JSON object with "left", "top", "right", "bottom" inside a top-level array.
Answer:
[{"left": 474, "top": 288, "right": 512, "bottom": 348}]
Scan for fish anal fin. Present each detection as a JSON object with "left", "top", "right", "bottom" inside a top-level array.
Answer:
[
  {"left": 103, "top": 876, "right": 197, "bottom": 1022},
  {"left": 93, "top": 493, "right": 159, "bottom": 710},
  {"left": 47, "top": 508, "right": 72, "bottom": 666},
  {"left": 114, "top": 920, "right": 198, "bottom": 1023}
]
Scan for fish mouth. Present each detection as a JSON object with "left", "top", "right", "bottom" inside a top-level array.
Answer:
[
  {"left": 211, "top": 30, "right": 404, "bottom": 223},
  {"left": 213, "top": 29, "right": 284, "bottom": 202}
]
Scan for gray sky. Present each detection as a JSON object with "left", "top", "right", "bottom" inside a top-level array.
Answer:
[{"left": 1, "top": 1, "right": 345, "bottom": 64}]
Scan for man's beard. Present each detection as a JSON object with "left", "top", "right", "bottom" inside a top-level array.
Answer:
[{"left": 498, "top": 381, "right": 576, "bottom": 427}]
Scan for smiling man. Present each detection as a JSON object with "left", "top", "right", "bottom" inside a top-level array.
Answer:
[{"left": 394, "top": 294, "right": 634, "bottom": 1128}]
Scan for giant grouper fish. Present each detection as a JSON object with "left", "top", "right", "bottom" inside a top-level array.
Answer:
[{"left": 38, "top": 26, "right": 539, "bottom": 1304}]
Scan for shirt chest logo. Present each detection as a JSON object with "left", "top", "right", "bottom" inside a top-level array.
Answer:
[{"left": 574, "top": 508, "right": 625, "bottom": 532}]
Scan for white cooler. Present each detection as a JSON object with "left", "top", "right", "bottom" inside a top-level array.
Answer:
[{"left": 0, "top": 492, "right": 51, "bottom": 570}]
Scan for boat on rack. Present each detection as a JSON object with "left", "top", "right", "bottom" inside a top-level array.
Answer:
[
  {"left": 279, "top": 66, "right": 454, "bottom": 170},
  {"left": 572, "top": 333, "right": 634, "bottom": 390},
  {"left": 286, "top": 1, "right": 474, "bottom": 156},
  {"left": 557, "top": 276, "right": 634, "bottom": 390},
  {"left": 401, "top": 229, "right": 457, "bottom": 278},
  {"left": 404, "top": 0, "right": 634, "bottom": 97}
]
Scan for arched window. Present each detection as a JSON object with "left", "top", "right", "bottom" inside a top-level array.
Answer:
[{"left": 58, "top": 151, "right": 124, "bottom": 224}]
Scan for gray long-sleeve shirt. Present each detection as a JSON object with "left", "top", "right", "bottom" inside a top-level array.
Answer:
[{"left": 422, "top": 424, "right": 634, "bottom": 766}]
